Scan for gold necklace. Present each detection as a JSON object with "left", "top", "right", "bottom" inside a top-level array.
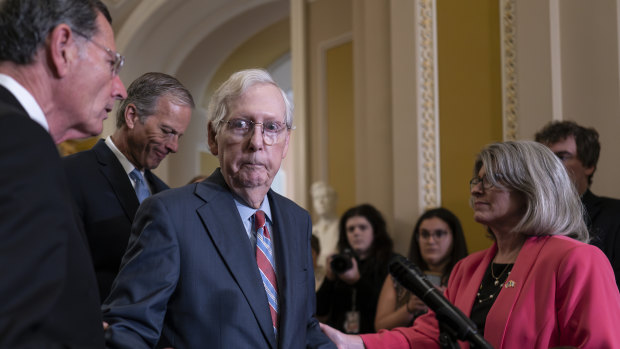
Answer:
[
  {"left": 476, "top": 263, "right": 512, "bottom": 304},
  {"left": 490, "top": 262, "right": 511, "bottom": 286}
]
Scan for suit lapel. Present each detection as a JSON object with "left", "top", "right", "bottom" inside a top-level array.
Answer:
[
  {"left": 92, "top": 140, "right": 140, "bottom": 220},
  {"left": 145, "top": 170, "right": 169, "bottom": 194},
  {"left": 195, "top": 171, "right": 277, "bottom": 348},
  {"left": 454, "top": 245, "right": 495, "bottom": 318},
  {"left": 485, "top": 236, "right": 548, "bottom": 347}
]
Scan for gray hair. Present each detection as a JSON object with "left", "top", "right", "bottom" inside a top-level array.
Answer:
[
  {"left": 472, "top": 140, "right": 588, "bottom": 242},
  {"left": 116, "top": 72, "right": 195, "bottom": 128},
  {"left": 0, "top": 0, "right": 110, "bottom": 64},
  {"left": 206, "top": 69, "right": 293, "bottom": 135}
]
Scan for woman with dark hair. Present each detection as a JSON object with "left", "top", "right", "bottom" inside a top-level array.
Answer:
[
  {"left": 375, "top": 208, "right": 468, "bottom": 330},
  {"left": 316, "top": 204, "right": 394, "bottom": 334}
]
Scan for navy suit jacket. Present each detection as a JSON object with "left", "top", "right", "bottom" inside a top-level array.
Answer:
[
  {"left": 62, "top": 139, "right": 168, "bottom": 301},
  {"left": 0, "top": 86, "right": 103, "bottom": 347},
  {"left": 102, "top": 169, "right": 335, "bottom": 349}
]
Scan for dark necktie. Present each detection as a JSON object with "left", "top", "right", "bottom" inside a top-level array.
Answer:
[
  {"left": 129, "top": 169, "right": 150, "bottom": 203},
  {"left": 254, "top": 210, "right": 279, "bottom": 334}
]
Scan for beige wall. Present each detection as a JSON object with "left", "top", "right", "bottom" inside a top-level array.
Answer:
[
  {"left": 326, "top": 42, "right": 356, "bottom": 216},
  {"left": 437, "top": 1, "right": 502, "bottom": 252},
  {"left": 307, "top": 0, "right": 353, "bottom": 203}
]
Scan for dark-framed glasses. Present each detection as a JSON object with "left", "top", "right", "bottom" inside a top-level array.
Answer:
[
  {"left": 419, "top": 229, "right": 449, "bottom": 240},
  {"left": 73, "top": 29, "right": 125, "bottom": 77},
  {"left": 222, "top": 118, "right": 289, "bottom": 145},
  {"left": 469, "top": 176, "right": 494, "bottom": 191}
]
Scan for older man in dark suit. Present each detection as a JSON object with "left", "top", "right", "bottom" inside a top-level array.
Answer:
[
  {"left": 63, "top": 72, "right": 193, "bottom": 301},
  {"left": 0, "top": 0, "right": 127, "bottom": 347},
  {"left": 103, "top": 69, "right": 335, "bottom": 348}
]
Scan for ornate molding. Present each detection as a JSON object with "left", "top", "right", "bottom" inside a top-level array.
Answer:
[
  {"left": 416, "top": 0, "right": 440, "bottom": 211},
  {"left": 501, "top": 0, "right": 518, "bottom": 140}
]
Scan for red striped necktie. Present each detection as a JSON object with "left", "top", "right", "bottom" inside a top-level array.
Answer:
[{"left": 254, "top": 210, "right": 279, "bottom": 334}]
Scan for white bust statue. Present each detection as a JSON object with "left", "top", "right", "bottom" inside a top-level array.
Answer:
[{"left": 310, "top": 181, "right": 339, "bottom": 270}]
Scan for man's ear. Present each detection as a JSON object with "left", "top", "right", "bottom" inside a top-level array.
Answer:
[
  {"left": 585, "top": 165, "right": 595, "bottom": 177},
  {"left": 207, "top": 122, "right": 219, "bottom": 156},
  {"left": 47, "top": 24, "right": 77, "bottom": 78},
  {"left": 124, "top": 104, "right": 139, "bottom": 129}
]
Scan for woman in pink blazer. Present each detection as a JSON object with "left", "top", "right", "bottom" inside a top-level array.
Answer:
[{"left": 321, "top": 141, "right": 620, "bottom": 349}]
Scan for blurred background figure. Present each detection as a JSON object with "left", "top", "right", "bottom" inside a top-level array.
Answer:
[
  {"left": 316, "top": 203, "right": 394, "bottom": 334},
  {"left": 311, "top": 234, "right": 326, "bottom": 290},
  {"left": 321, "top": 141, "right": 620, "bottom": 349},
  {"left": 375, "top": 207, "right": 468, "bottom": 330},
  {"left": 535, "top": 120, "right": 620, "bottom": 290},
  {"left": 311, "top": 181, "right": 340, "bottom": 270}
]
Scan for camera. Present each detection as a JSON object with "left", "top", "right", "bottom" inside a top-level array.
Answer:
[{"left": 330, "top": 249, "right": 354, "bottom": 274}]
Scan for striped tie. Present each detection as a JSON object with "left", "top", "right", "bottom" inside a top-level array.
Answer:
[{"left": 254, "top": 210, "right": 279, "bottom": 334}]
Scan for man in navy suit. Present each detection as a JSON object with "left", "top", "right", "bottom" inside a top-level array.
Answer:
[
  {"left": 0, "top": 0, "right": 127, "bottom": 347},
  {"left": 536, "top": 120, "right": 620, "bottom": 289},
  {"left": 63, "top": 72, "right": 194, "bottom": 301},
  {"left": 103, "top": 69, "right": 335, "bottom": 348}
]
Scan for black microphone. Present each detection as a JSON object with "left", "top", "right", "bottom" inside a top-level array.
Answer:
[{"left": 389, "top": 254, "right": 493, "bottom": 349}]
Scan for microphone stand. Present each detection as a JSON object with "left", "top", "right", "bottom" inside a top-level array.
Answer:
[{"left": 389, "top": 255, "right": 493, "bottom": 349}]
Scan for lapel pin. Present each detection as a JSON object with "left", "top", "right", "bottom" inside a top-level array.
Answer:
[{"left": 504, "top": 280, "right": 515, "bottom": 288}]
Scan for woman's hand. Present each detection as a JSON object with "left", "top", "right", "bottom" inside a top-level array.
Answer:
[
  {"left": 406, "top": 294, "right": 428, "bottom": 316},
  {"left": 320, "top": 323, "right": 365, "bottom": 349}
]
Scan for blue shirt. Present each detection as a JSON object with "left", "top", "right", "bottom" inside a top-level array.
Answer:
[{"left": 233, "top": 196, "right": 277, "bottom": 270}]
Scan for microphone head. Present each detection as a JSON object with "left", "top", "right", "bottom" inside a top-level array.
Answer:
[
  {"left": 389, "top": 254, "right": 435, "bottom": 298},
  {"left": 389, "top": 254, "right": 424, "bottom": 276}
]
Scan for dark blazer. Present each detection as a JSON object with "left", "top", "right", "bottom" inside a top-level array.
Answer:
[
  {"left": 582, "top": 189, "right": 620, "bottom": 289},
  {"left": 0, "top": 86, "right": 104, "bottom": 348},
  {"left": 102, "top": 169, "right": 335, "bottom": 349},
  {"left": 62, "top": 139, "right": 168, "bottom": 301}
]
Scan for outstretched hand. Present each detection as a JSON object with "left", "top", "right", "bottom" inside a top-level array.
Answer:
[{"left": 319, "top": 322, "right": 366, "bottom": 349}]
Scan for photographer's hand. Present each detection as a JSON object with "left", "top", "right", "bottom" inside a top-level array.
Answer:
[
  {"left": 338, "top": 257, "right": 360, "bottom": 285},
  {"left": 325, "top": 254, "right": 337, "bottom": 281}
]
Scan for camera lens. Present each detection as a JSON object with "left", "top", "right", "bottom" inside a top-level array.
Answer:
[{"left": 330, "top": 253, "right": 353, "bottom": 273}]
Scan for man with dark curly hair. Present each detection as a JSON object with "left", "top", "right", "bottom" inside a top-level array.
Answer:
[{"left": 536, "top": 120, "right": 620, "bottom": 289}]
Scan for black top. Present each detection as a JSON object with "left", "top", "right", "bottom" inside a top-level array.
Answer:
[
  {"left": 316, "top": 255, "right": 392, "bottom": 333},
  {"left": 469, "top": 262, "right": 513, "bottom": 336},
  {"left": 582, "top": 189, "right": 620, "bottom": 290}
]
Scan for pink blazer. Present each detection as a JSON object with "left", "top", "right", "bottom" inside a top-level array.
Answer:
[{"left": 362, "top": 235, "right": 620, "bottom": 349}]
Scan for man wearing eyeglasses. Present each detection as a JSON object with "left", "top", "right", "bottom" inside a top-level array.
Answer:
[
  {"left": 62, "top": 72, "right": 194, "bottom": 302},
  {"left": 0, "top": 0, "right": 127, "bottom": 347},
  {"left": 535, "top": 120, "right": 620, "bottom": 290},
  {"left": 102, "top": 69, "right": 335, "bottom": 348}
]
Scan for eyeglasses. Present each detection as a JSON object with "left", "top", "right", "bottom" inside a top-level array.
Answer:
[
  {"left": 73, "top": 30, "right": 125, "bottom": 77},
  {"left": 419, "top": 229, "right": 449, "bottom": 240},
  {"left": 469, "top": 176, "right": 495, "bottom": 191},
  {"left": 221, "top": 118, "right": 289, "bottom": 145}
]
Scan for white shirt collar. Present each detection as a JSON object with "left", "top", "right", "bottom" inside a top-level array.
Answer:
[
  {"left": 0, "top": 74, "right": 48, "bottom": 131},
  {"left": 105, "top": 135, "right": 143, "bottom": 177}
]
